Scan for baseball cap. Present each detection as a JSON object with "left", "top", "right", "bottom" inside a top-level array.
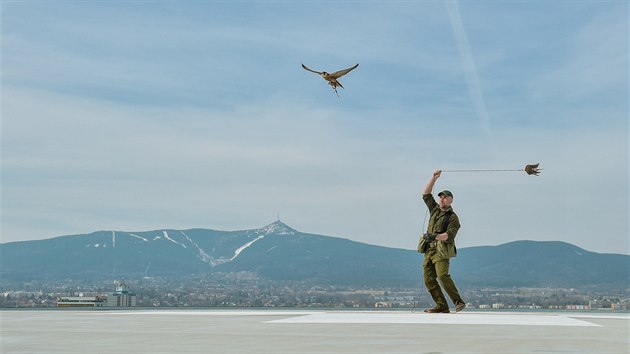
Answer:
[{"left": 438, "top": 190, "right": 453, "bottom": 198}]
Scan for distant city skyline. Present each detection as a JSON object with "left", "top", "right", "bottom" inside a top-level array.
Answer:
[{"left": 1, "top": 1, "right": 627, "bottom": 255}]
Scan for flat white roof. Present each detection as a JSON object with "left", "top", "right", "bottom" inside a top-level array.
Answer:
[{"left": 2, "top": 310, "right": 628, "bottom": 353}]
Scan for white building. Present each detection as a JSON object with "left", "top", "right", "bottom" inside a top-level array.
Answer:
[
  {"left": 57, "top": 295, "right": 105, "bottom": 307},
  {"left": 106, "top": 280, "right": 136, "bottom": 307}
]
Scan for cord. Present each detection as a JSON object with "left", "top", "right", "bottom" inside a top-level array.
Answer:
[{"left": 411, "top": 207, "right": 430, "bottom": 313}]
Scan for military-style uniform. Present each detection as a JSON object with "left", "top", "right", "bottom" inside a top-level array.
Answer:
[{"left": 421, "top": 193, "right": 464, "bottom": 311}]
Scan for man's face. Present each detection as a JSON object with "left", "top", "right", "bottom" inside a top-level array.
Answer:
[{"left": 438, "top": 195, "right": 453, "bottom": 208}]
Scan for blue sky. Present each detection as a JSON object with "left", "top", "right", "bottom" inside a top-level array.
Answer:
[{"left": 2, "top": 1, "right": 628, "bottom": 255}]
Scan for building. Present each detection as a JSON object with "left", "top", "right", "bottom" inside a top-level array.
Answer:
[
  {"left": 57, "top": 295, "right": 106, "bottom": 307},
  {"left": 56, "top": 281, "right": 136, "bottom": 307},
  {"left": 106, "top": 280, "right": 136, "bottom": 307}
]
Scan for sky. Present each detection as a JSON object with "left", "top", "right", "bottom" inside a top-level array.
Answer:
[{"left": 1, "top": 1, "right": 628, "bottom": 255}]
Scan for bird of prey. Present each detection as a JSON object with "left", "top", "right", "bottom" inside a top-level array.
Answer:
[
  {"left": 524, "top": 163, "right": 542, "bottom": 176},
  {"left": 301, "top": 63, "right": 359, "bottom": 97}
]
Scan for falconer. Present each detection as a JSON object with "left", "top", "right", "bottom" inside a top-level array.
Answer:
[{"left": 419, "top": 170, "right": 466, "bottom": 313}]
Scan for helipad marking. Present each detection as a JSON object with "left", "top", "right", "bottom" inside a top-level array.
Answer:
[
  {"left": 96, "top": 310, "right": 319, "bottom": 316},
  {"left": 267, "top": 311, "right": 601, "bottom": 327}
]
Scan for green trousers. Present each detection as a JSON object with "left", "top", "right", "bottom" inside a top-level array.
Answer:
[{"left": 423, "top": 249, "right": 463, "bottom": 309}]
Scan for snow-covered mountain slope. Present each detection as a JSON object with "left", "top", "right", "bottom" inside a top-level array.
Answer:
[{"left": 2, "top": 221, "right": 628, "bottom": 290}]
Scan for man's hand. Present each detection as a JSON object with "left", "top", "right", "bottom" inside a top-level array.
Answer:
[
  {"left": 423, "top": 233, "right": 437, "bottom": 242},
  {"left": 423, "top": 169, "right": 442, "bottom": 195}
]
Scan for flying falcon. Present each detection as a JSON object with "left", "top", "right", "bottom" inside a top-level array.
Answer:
[{"left": 301, "top": 63, "right": 359, "bottom": 97}]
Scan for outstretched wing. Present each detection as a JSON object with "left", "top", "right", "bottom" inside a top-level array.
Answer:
[
  {"left": 330, "top": 63, "right": 359, "bottom": 78},
  {"left": 301, "top": 64, "right": 323, "bottom": 75}
]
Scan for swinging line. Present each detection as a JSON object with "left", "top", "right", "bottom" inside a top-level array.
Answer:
[{"left": 441, "top": 169, "right": 524, "bottom": 172}]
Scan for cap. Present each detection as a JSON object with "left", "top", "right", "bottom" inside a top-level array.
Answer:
[{"left": 438, "top": 190, "right": 453, "bottom": 198}]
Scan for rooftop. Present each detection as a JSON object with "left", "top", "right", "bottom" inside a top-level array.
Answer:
[{"left": 2, "top": 309, "right": 628, "bottom": 353}]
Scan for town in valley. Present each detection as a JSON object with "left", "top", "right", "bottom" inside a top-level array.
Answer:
[{"left": 2, "top": 275, "right": 628, "bottom": 311}]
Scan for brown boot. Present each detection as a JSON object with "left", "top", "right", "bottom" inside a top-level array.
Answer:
[{"left": 424, "top": 307, "right": 450, "bottom": 313}]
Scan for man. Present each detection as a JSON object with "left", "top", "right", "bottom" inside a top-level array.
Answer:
[{"left": 420, "top": 169, "right": 466, "bottom": 313}]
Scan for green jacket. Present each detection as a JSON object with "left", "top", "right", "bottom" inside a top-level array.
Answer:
[{"left": 422, "top": 193, "right": 461, "bottom": 259}]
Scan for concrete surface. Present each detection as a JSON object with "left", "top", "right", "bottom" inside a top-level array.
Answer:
[{"left": 1, "top": 309, "right": 629, "bottom": 353}]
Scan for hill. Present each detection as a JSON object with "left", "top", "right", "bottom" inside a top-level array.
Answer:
[{"left": 1, "top": 221, "right": 628, "bottom": 290}]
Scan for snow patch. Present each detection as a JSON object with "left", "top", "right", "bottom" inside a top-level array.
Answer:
[
  {"left": 260, "top": 221, "right": 297, "bottom": 236},
  {"left": 205, "top": 235, "right": 266, "bottom": 267},
  {"left": 231, "top": 235, "right": 264, "bottom": 261},
  {"left": 180, "top": 231, "right": 212, "bottom": 264},
  {"left": 144, "top": 262, "right": 151, "bottom": 277},
  {"left": 129, "top": 234, "right": 148, "bottom": 242},
  {"left": 162, "top": 231, "right": 187, "bottom": 248}
]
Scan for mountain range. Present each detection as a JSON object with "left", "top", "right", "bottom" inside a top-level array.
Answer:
[{"left": 1, "top": 221, "right": 628, "bottom": 290}]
